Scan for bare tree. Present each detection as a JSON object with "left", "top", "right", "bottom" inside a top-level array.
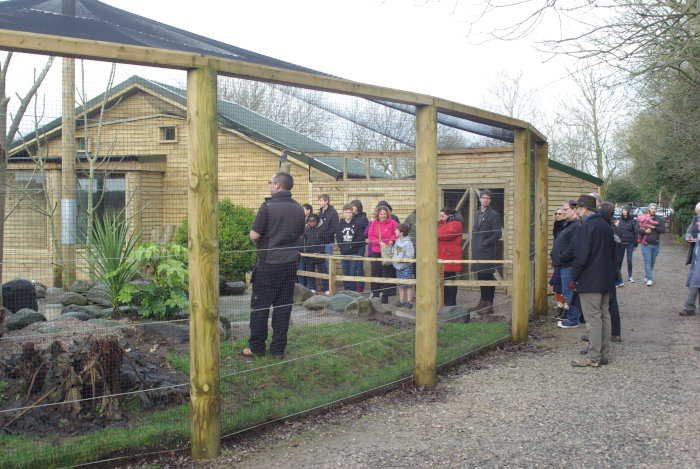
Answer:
[
  {"left": 0, "top": 53, "right": 54, "bottom": 302},
  {"left": 483, "top": 70, "right": 541, "bottom": 124}
]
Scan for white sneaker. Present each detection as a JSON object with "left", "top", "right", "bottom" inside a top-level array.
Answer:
[
  {"left": 643, "top": 277, "right": 648, "bottom": 282},
  {"left": 310, "top": 289, "right": 316, "bottom": 293},
  {"left": 324, "top": 291, "right": 330, "bottom": 295},
  {"left": 646, "top": 279, "right": 653, "bottom": 286},
  {"left": 629, "top": 277, "right": 634, "bottom": 283}
]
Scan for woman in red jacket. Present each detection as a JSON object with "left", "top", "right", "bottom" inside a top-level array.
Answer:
[
  {"left": 438, "top": 208, "right": 463, "bottom": 306},
  {"left": 367, "top": 204, "right": 399, "bottom": 303}
]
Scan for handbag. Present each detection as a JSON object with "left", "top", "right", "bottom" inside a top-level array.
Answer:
[{"left": 378, "top": 223, "right": 393, "bottom": 266}]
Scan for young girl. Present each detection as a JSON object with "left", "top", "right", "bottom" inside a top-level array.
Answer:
[
  {"left": 392, "top": 223, "right": 415, "bottom": 308},
  {"left": 637, "top": 208, "right": 659, "bottom": 245}
]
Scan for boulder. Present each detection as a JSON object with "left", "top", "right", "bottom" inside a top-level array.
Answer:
[
  {"left": 339, "top": 290, "right": 364, "bottom": 299},
  {"left": 438, "top": 305, "right": 470, "bottom": 324},
  {"left": 293, "top": 284, "right": 314, "bottom": 303},
  {"left": 345, "top": 297, "right": 373, "bottom": 317},
  {"left": 60, "top": 311, "right": 92, "bottom": 321},
  {"left": 329, "top": 294, "right": 355, "bottom": 312},
  {"left": 2, "top": 279, "right": 39, "bottom": 314},
  {"left": 61, "top": 304, "right": 98, "bottom": 315},
  {"left": 129, "top": 278, "right": 151, "bottom": 289},
  {"left": 222, "top": 281, "right": 246, "bottom": 296},
  {"left": 44, "top": 287, "right": 65, "bottom": 303},
  {"left": 303, "top": 295, "right": 331, "bottom": 310},
  {"left": 6, "top": 310, "right": 47, "bottom": 331},
  {"left": 97, "top": 305, "right": 138, "bottom": 318},
  {"left": 370, "top": 297, "right": 390, "bottom": 315},
  {"left": 34, "top": 282, "right": 47, "bottom": 299},
  {"left": 86, "top": 286, "right": 113, "bottom": 307},
  {"left": 69, "top": 279, "right": 92, "bottom": 294},
  {"left": 140, "top": 322, "right": 189, "bottom": 344},
  {"left": 59, "top": 291, "right": 88, "bottom": 307}
]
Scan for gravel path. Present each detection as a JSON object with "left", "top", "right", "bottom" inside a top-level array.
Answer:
[{"left": 137, "top": 239, "right": 700, "bottom": 469}]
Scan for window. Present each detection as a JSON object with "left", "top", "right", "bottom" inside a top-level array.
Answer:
[
  {"left": 75, "top": 173, "right": 126, "bottom": 242},
  {"left": 76, "top": 137, "right": 88, "bottom": 153},
  {"left": 159, "top": 126, "right": 176, "bottom": 143}
]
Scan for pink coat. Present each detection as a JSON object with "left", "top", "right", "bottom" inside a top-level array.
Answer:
[
  {"left": 637, "top": 212, "right": 659, "bottom": 230},
  {"left": 367, "top": 219, "right": 398, "bottom": 253}
]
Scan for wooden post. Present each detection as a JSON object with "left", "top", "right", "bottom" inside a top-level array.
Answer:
[
  {"left": 512, "top": 129, "right": 531, "bottom": 343},
  {"left": 328, "top": 256, "right": 337, "bottom": 295},
  {"left": 60, "top": 55, "right": 76, "bottom": 287},
  {"left": 414, "top": 104, "right": 438, "bottom": 387},
  {"left": 187, "top": 67, "right": 220, "bottom": 460},
  {"left": 437, "top": 263, "right": 445, "bottom": 310},
  {"left": 533, "top": 142, "right": 549, "bottom": 317}
]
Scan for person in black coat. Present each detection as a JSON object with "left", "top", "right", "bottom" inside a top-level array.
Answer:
[
  {"left": 617, "top": 206, "right": 638, "bottom": 283},
  {"left": 551, "top": 200, "right": 582, "bottom": 327},
  {"left": 680, "top": 202, "right": 700, "bottom": 316},
  {"left": 303, "top": 214, "right": 328, "bottom": 293},
  {"left": 570, "top": 194, "right": 617, "bottom": 367},
  {"left": 470, "top": 189, "right": 502, "bottom": 314},
  {"left": 350, "top": 200, "right": 370, "bottom": 292}
]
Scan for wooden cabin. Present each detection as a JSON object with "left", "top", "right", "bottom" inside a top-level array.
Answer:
[{"left": 5, "top": 76, "right": 600, "bottom": 286}]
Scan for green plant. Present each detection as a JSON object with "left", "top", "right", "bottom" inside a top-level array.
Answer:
[
  {"left": 78, "top": 214, "right": 141, "bottom": 315},
  {"left": 174, "top": 198, "right": 256, "bottom": 281},
  {"left": 0, "top": 380, "right": 7, "bottom": 406},
  {"left": 120, "top": 242, "right": 189, "bottom": 319},
  {"left": 167, "top": 350, "right": 190, "bottom": 373}
]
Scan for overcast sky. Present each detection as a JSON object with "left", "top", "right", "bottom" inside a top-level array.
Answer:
[{"left": 5, "top": 0, "right": 584, "bottom": 131}]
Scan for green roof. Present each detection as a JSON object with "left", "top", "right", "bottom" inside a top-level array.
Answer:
[{"left": 548, "top": 159, "right": 603, "bottom": 186}]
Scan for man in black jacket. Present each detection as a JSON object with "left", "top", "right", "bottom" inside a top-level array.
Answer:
[
  {"left": 638, "top": 203, "right": 665, "bottom": 286},
  {"left": 471, "top": 189, "right": 503, "bottom": 315},
  {"left": 551, "top": 200, "right": 581, "bottom": 328},
  {"left": 318, "top": 194, "right": 339, "bottom": 273},
  {"left": 244, "top": 171, "right": 305, "bottom": 359},
  {"left": 570, "top": 194, "right": 617, "bottom": 367}
]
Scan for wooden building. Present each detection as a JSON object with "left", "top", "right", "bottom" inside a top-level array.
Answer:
[{"left": 5, "top": 76, "right": 600, "bottom": 285}]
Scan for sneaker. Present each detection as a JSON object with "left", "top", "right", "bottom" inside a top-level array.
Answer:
[
  {"left": 646, "top": 279, "right": 653, "bottom": 286},
  {"left": 571, "top": 357, "right": 600, "bottom": 367},
  {"left": 615, "top": 280, "right": 624, "bottom": 288},
  {"left": 557, "top": 320, "right": 580, "bottom": 329},
  {"left": 405, "top": 302, "right": 413, "bottom": 309},
  {"left": 599, "top": 357, "right": 609, "bottom": 365},
  {"left": 611, "top": 336, "right": 621, "bottom": 343},
  {"left": 393, "top": 300, "right": 406, "bottom": 307},
  {"left": 629, "top": 277, "right": 634, "bottom": 283},
  {"left": 679, "top": 310, "right": 696, "bottom": 316},
  {"left": 643, "top": 277, "right": 648, "bottom": 282},
  {"left": 324, "top": 291, "right": 330, "bottom": 295},
  {"left": 310, "top": 289, "right": 316, "bottom": 293},
  {"left": 581, "top": 334, "right": 589, "bottom": 342},
  {"left": 580, "top": 346, "right": 589, "bottom": 355}
]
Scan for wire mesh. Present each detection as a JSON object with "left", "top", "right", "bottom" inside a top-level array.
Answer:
[{"left": 0, "top": 55, "right": 554, "bottom": 468}]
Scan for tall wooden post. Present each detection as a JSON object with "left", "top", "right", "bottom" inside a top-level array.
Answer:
[
  {"left": 512, "top": 129, "right": 531, "bottom": 343},
  {"left": 187, "top": 67, "right": 220, "bottom": 459},
  {"left": 60, "top": 56, "right": 76, "bottom": 287},
  {"left": 533, "top": 142, "right": 549, "bottom": 317},
  {"left": 414, "top": 104, "right": 438, "bottom": 387}
]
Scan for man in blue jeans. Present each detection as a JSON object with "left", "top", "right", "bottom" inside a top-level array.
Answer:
[
  {"left": 551, "top": 200, "right": 582, "bottom": 328},
  {"left": 638, "top": 203, "right": 665, "bottom": 286}
]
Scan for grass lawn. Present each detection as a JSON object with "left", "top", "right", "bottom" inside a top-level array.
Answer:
[{"left": 0, "top": 320, "right": 509, "bottom": 468}]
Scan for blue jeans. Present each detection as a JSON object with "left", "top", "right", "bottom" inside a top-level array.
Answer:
[
  {"left": 297, "top": 257, "right": 307, "bottom": 287},
  {"left": 324, "top": 243, "right": 335, "bottom": 272},
  {"left": 559, "top": 267, "right": 580, "bottom": 325},
  {"left": 641, "top": 244, "right": 659, "bottom": 281},
  {"left": 618, "top": 243, "right": 634, "bottom": 278},
  {"left": 340, "top": 257, "right": 355, "bottom": 291},
  {"left": 351, "top": 245, "right": 366, "bottom": 289}
]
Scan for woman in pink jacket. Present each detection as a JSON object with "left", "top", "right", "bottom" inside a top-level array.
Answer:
[
  {"left": 438, "top": 208, "right": 464, "bottom": 306},
  {"left": 367, "top": 204, "right": 398, "bottom": 303}
]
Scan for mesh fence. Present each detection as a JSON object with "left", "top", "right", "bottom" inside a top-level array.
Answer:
[{"left": 0, "top": 56, "right": 523, "bottom": 467}]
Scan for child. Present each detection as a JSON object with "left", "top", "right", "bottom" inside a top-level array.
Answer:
[
  {"left": 392, "top": 223, "right": 415, "bottom": 308},
  {"left": 303, "top": 214, "right": 328, "bottom": 293},
  {"left": 336, "top": 204, "right": 365, "bottom": 292},
  {"left": 637, "top": 208, "right": 659, "bottom": 245},
  {"left": 297, "top": 203, "right": 314, "bottom": 287}
]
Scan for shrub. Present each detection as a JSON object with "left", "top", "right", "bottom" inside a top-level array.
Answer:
[
  {"left": 174, "top": 199, "right": 257, "bottom": 281},
  {"left": 120, "top": 242, "right": 189, "bottom": 319}
]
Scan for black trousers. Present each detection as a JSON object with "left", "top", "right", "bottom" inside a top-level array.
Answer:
[
  {"left": 444, "top": 271, "right": 457, "bottom": 306},
  {"left": 478, "top": 270, "right": 495, "bottom": 302},
  {"left": 249, "top": 262, "right": 297, "bottom": 357},
  {"left": 369, "top": 251, "right": 396, "bottom": 298},
  {"left": 609, "top": 286, "right": 621, "bottom": 337}
]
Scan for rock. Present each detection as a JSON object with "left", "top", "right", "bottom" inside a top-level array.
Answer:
[
  {"left": 223, "top": 281, "right": 246, "bottom": 295},
  {"left": 339, "top": 290, "right": 364, "bottom": 299},
  {"left": 175, "top": 311, "right": 189, "bottom": 320},
  {"left": 129, "top": 278, "right": 151, "bottom": 288},
  {"left": 140, "top": 322, "right": 189, "bottom": 344},
  {"left": 345, "top": 297, "right": 373, "bottom": 317},
  {"left": 34, "top": 282, "right": 47, "bottom": 299},
  {"left": 69, "top": 279, "right": 92, "bottom": 293},
  {"left": 86, "top": 286, "right": 113, "bottom": 307},
  {"left": 219, "top": 315, "right": 231, "bottom": 330},
  {"left": 6, "top": 310, "right": 47, "bottom": 331},
  {"left": 329, "top": 294, "right": 355, "bottom": 312},
  {"left": 438, "top": 305, "right": 470, "bottom": 324},
  {"left": 59, "top": 291, "right": 88, "bottom": 307},
  {"left": 61, "top": 304, "right": 104, "bottom": 316},
  {"left": 294, "top": 284, "right": 314, "bottom": 303},
  {"left": 303, "top": 295, "right": 331, "bottom": 310},
  {"left": 370, "top": 297, "right": 390, "bottom": 315},
  {"left": 2, "top": 278, "right": 39, "bottom": 314},
  {"left": 60, "top": 311, "right": 92, "bottom": 321},
  {"left": 97, "top": 305, "right": 136, "bottom": 318}
]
